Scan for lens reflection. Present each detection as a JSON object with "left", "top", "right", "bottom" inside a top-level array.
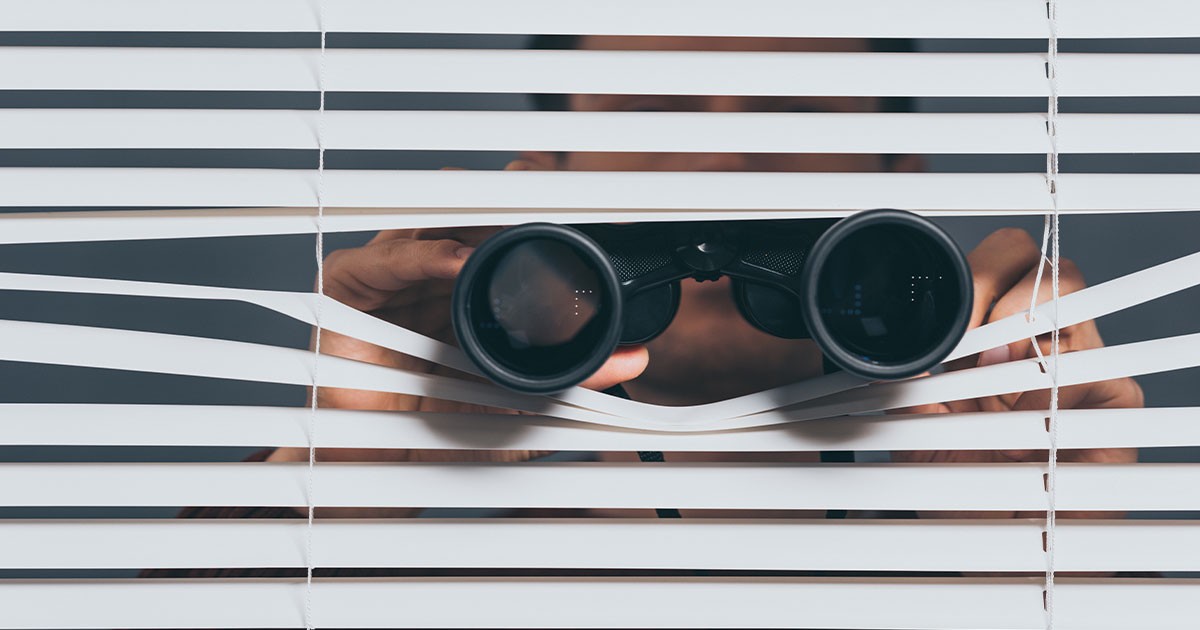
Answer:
[
  {"left": 815, "top": 224, "right": 963, "bottom": 366},
  {"left": 471, "top": 238, "right": 611, "bottom": 377}
]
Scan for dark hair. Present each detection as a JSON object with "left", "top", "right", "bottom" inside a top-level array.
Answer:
[{"left": 528, "top": 35, "right": 916, "bottom": 114}]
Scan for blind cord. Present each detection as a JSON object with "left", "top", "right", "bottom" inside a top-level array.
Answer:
[
  {"left": 1039, "top": 1, "right": 1063, "bottom": 628},
  {"left": 305, "top": 7, "right": 329, "bottom": 630}
]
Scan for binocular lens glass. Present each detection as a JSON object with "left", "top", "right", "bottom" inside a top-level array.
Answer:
[
  {"left": 468, "top": 238, "right": 613, "bottom": 377},
  {"left": 815, "top": 224, "right": 964, "bottom": 367}
]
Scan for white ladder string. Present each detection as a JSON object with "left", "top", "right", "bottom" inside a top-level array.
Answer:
[
  {"left": 1039, "top": 0, "right": 1063, "bottom": 628},
  {"left": 305, "top": 3, "right": 329, "bottom": 629}
]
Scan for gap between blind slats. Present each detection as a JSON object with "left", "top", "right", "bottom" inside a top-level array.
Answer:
[
  {"left": 3, "top": 0, "right": 1196, "bottom": 39},
  {"left": 2, "top": 171, "right": 1198, "bottom": 212},
  {"left": 3, "top": 49, "right": 1198, "bottom": 96},
  {"left": 2, "top": 578, "right": 1194, "bottom": 630},
  {"left": 2, "top": 406, "right": 1197, "bottom": 451},
  {"left": 2, "top": 519, "right": 1194, "bottom": 573},
  {"left": 7, "top": 111, "right": 1200, "bottom": 154},
  {"left": 0, "top": 462, "right": 1196, "bottom": 511},
  {"left": 0, "top": 316, "right": 1194, "bottom": 430}
]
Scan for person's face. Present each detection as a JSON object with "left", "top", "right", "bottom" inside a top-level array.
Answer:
[{"left": 520, "top": 36, "right": 921, "bottom": 174}]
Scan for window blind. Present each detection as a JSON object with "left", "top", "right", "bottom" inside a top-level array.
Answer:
[{"left": 0, "top": 1, "right": 1198, "bottom": 629}]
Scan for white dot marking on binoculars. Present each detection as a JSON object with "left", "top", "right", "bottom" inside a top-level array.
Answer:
[{"left": 574, "top": 289, "right": 594, "bottom": 316}]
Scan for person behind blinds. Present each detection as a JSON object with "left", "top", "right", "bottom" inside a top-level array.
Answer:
[{"left": 144, "top": 35, "right": 1142, "bottom": 581}]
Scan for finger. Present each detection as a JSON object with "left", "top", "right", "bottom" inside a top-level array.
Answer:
[
  {"left": 323, "top": 238, "right": 472, "bottom": 311},
  {"left": 988, "top": 257, "right": 1088, "bottom": 325},
  {"left": 367, "top": 228, "right": 417, "bottom": 244},
  {"left": 1008, "top": 380, "right": 1094, "bottom": 420},
  {"left": 578, "top": 345, "right": 651, "bottom": 391},
  {"left": 955, "top": 341, "right": 1026, "bottom": 411},
  {"left": 991, "top": 258, "right": 1101, "bottom": 365},
  {"left": 887, "top": 401, "right": 952, "bottom": 417},
  {"left": 1076, "top": 375, "right": 1145, "bottom": 410},
  {"left": 965, "top": 228, "right": 1041, "bottom": 329},
  {"left": 374, "top": 281, "right": 456, "bottom": 310}
]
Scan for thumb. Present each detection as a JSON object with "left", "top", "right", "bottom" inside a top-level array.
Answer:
[
  {"left": 579, "top": 345, "right": 650, "bottom": 392},
  {"left": 977, "top": 344, "right": 1012, "bottom": 368}
]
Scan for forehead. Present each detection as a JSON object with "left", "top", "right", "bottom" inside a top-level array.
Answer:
[{"left": 577, "top": 36, "right": 872, "bottom": 54}]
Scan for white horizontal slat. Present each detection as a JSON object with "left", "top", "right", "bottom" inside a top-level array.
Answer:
[
  {"left": 5, "top": 577, "right": 1198, "bottom": 630},
  {"left": 7, "top": 110, "right": 1199, "bottom": 154},
  {"left": 1055, "top": 521, "right": 1200, "bottom": 573},
  {"left": 0, "top": 518, "right": 1049, "bottom": 572},
  {"left": 4, "top": 49, "right": 1198, "bottom": 97},
  {"left": 1055, "top": 580, "right": 1200, "bottom": 630},
  {"left": 4, "top": 0, "right": 1197, "bottom": 38},
  {"left": 1059, "top": 53, "right": 1200, "bottom": 98},
  {"left": 2, "top": 405, "right": 1199, "bottom": 452},
  {"left": 1054, "top": 465, "right": 1200, "bottom": 512},
  {"left": 1058, "top": 114, "right": 1200, "bottom": 153},
  {"left": 1, "top": 170, "right": 1196, "bottom": 215},
  {"left": 0, "top": 578, "right": 1054, "bottom": 630},
  {"left": 2, "top": 169, "right": 1052, "bottom": 209},
  {"left": 3, "top": 169, "right": 1197, "bottom": 212},
  {"left": 0, "top": 0, "right": 1051, "bottom": 38},
  {"left": 0, "top": 199, "right": 1195, "bottom": 245},
  {"left": 1060, "top": 0, "right": 1200, "bottom": 39},
  {"left": 1058, "top": 465, "right": 1200, "bottom": 512},
  {"left": 0, "top": 110, "right": 1045, "bottom": 154},
  {"left": 5, "top": 519, "right": 1194, "bottom": 573},
  {"left": 2, "top": 461, "right": 1199, "bottom": 512},
  {"left": 0, "top": 462, "right": 1050, "bottom": 510}
]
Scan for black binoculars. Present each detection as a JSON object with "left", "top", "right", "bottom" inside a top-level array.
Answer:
[{"left": 452, "top": 209, "right": 972, "bottom": 394}]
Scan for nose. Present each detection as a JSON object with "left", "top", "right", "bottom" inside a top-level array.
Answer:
[{"left": 678, "top": 96, "right": 761, "bottom": 171}]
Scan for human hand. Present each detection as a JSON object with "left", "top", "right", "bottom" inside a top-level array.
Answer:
[
  {"left": 891, "top": 227, "right": 1143, "bottom": 518},
  {"left": 270, "top": 215, "right": 648, "bottom": 469}
]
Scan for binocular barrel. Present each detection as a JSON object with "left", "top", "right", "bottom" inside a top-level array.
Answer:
[{"left": 452, "top": 210, "right": 972, "bottom": 394}]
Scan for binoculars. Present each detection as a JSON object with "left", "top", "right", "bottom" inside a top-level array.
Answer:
[{"left": 452, "top": 209, "right": 972, "bottom": 394}]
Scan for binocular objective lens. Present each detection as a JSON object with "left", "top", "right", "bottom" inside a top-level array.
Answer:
[
  {"left": 814, "top": 223, "right": 964, "bottom": 368},
  {"left": 470, "top": 238, "right": 612, "bottom": 378}
]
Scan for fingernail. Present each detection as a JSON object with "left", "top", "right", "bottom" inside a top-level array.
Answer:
[
  {"left": 455, "top": 247, "right": 475, "bottom": 260},
  {"left": 978, "top": 345, "right": 1011, "bottom": 367}
]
